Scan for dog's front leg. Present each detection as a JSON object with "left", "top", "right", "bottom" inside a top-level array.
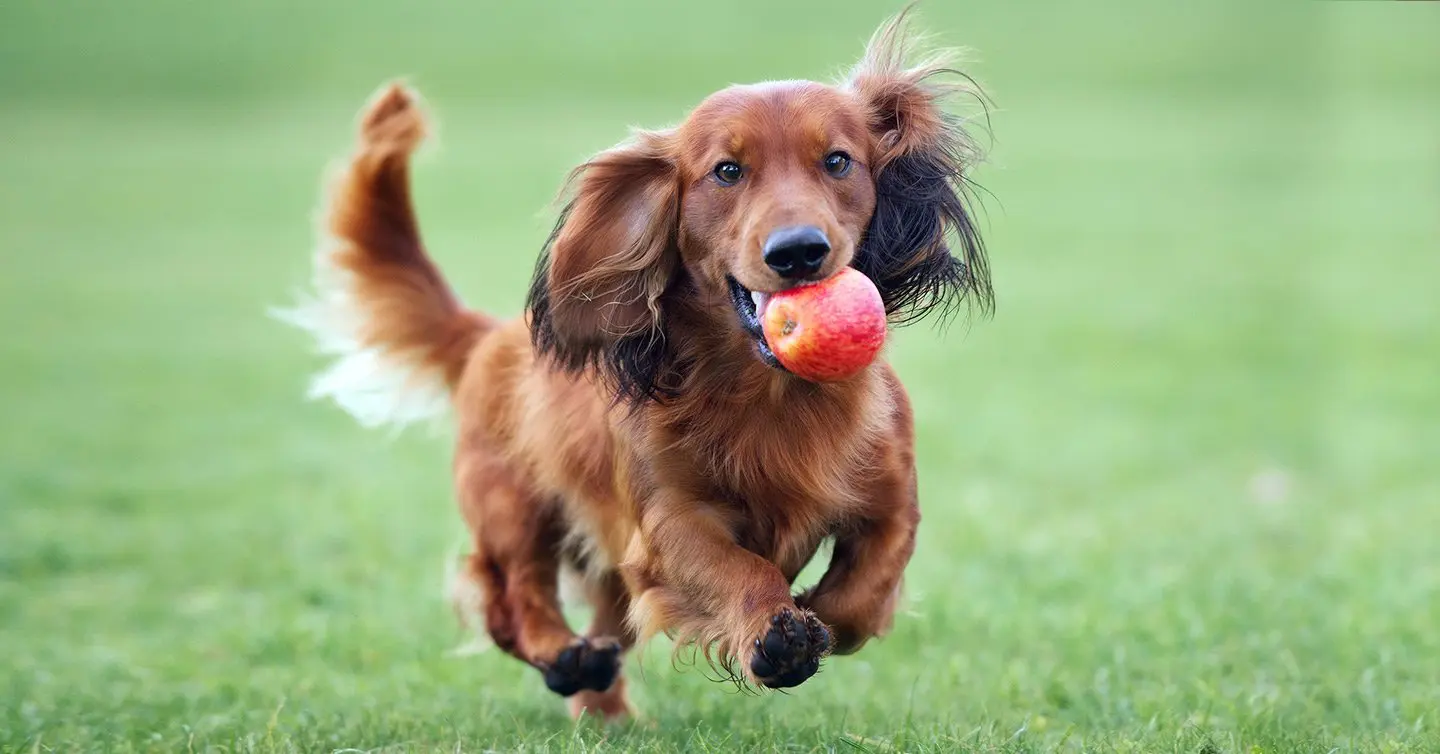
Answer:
[
  {"left": 623, "top": 496, "right": 832, "bottom": 689},
  {"left": 798, "top": 466, "right": 920, "bottom": 655}
]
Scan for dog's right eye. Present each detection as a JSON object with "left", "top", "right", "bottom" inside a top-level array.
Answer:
[{"left": 713, "top": 161, "right": 743, "bottom": 186}]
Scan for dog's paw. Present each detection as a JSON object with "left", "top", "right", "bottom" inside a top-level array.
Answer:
[
  {"left": 543, "top": 637, "right": 622, "bottom": 697},
  {"left": 748, "top": 609, "right": 832, "bottom": 689},
  {"left": 567, "top": 677, "right": 633, "bottom": 723}
]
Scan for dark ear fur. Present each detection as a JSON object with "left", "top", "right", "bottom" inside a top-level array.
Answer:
[
  {"left": 848, "top": 9, "right": 994, "bottom": 324},
  {"left": 527, "top": 130, "right": 680, "bottom": 401}
]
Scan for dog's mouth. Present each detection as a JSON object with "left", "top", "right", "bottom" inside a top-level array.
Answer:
[{"left": 727, "top": 277, "right": 783, "bottom": 370}]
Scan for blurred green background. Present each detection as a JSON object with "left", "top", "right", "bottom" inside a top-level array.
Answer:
[{"left": 2, "top": 1, "right": 1437, "bottom": 751}]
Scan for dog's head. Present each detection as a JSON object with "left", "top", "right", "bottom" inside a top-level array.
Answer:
[{"left": 528, "top": 11, "right": 992, "bottom": 401}]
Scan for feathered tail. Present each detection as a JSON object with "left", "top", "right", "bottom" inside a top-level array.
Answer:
[{"left": 277, "top": 83, "right": 489, "bottom": 428}]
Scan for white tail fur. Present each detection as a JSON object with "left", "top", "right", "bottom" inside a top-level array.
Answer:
[{"left": 274, "top": 248, "right": 451, "bottom": 430}]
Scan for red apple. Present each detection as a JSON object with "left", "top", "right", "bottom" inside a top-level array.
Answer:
[{"left": 760, "top": 267, "right": 886, "bottom": 382}]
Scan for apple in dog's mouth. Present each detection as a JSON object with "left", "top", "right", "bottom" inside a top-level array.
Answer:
[{"left": 728, "top": 269, "right": 886, "bottom": 381}]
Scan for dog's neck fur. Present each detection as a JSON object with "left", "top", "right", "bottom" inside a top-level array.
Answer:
[{"left": 621, "top": 289, "right": 894, "bottom": 557}]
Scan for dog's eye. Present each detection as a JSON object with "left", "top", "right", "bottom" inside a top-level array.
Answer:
[
  {"left": 713, "top": 161, "right": 743, "bottom": 186},
  {"left": 822, "top": 151, "right": 852, "bottom": 178}
]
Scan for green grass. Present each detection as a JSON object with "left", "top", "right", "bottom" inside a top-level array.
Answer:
[{"left": 2, "top": 1, "right": 1438, "bottom": 751}]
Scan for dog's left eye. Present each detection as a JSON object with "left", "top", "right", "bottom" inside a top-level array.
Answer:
[
  {"left": 713, "top": 161, "right": 744, "bottom": 186},
  {"left": 822, "top": 151, "right": 852, "bottom": 178}
]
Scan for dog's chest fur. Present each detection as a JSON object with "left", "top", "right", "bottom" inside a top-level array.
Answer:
[{"left": 639, "top": 364, "right": 895, "bottom": 574}]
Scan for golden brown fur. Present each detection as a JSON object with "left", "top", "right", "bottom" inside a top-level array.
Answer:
[{"left": 285, "top": 10, "right": 991, "bottom": 721}]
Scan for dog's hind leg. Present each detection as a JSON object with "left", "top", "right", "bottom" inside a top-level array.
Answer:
[
  {"left": 456, "top": 453, "right": 622, "bottom": 699},
  {"left": 566, "top": 572, "right": 635, "bottom": 721}
]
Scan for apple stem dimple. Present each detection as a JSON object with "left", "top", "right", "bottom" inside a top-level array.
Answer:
[{"left": 781, "top": 320, "right": 795, "bottom": 336}]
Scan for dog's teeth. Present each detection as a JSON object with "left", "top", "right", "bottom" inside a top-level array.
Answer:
[{"left": 750, "top": 291, "right": 770, "bottom": 317}]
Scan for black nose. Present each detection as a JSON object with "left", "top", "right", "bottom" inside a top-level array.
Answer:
[{"left": 763, "top": 225, "right": 830, "bottom": 279}]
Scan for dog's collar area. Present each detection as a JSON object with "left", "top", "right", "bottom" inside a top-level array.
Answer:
[{"left": 727, "top": 277, "right": 785, "bottom": 371}]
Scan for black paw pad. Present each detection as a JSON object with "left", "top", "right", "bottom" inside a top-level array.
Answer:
[
  {"left": 749, "top": 609, "right": 832, "bottom": 689},
  {"left": 542, "top": 638, "right": 622, "bottom": 697}
]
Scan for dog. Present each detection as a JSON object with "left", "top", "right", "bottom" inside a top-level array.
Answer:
[{"left": 282, "top": 9, "right": 991, "bottom": 721}]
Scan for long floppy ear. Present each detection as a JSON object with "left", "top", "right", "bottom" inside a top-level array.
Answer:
[
  {"left": 847, "top": 9, "right": 994, "bottom": 323},
  {"left": 526, "top": 129, "right": 680, "bottom": 401}
]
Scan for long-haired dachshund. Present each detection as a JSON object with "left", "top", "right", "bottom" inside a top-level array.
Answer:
[{"left": 283, "top": 10, "right": 991, "bottom": 720}]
